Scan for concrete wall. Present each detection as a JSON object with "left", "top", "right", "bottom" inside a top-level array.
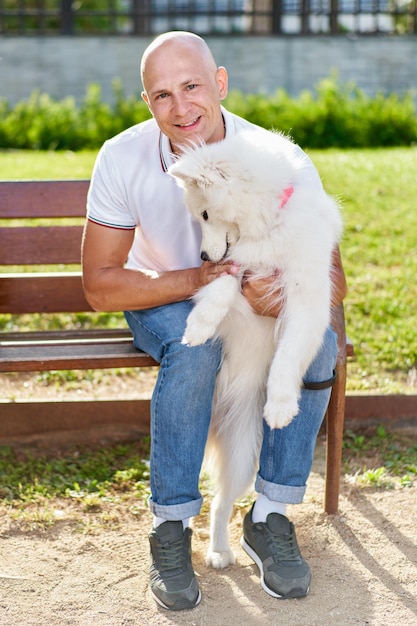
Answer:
[{"left": 1, "top": 36, "right": 416, "bottom": 105}]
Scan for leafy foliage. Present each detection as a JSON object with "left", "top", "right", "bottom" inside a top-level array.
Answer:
[
  {"left": 1, "top": 75, "right": 416, "bottom": 150},
  {"left": 0, "top": 80, "right": 151, "bottom": 150},
  {"left": 226, "top": 75, "right": 417, "bottom": 148}
]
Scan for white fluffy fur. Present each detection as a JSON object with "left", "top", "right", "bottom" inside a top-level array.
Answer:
[{"left": 168, "top": 129, "right": 342, "bottom": 569}]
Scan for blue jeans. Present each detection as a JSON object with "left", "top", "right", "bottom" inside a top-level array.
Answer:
[{"left": 125, "top": 301, "right": 338, "bottom": 520}]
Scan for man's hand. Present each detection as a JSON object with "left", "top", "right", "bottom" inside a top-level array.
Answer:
[
  {"left": 241, "top": 247, "right": 347, "bottom": 318},
  {"left": 195, "top": 260, "right": 240, "bottom": 289},
  {"left": 241, "top": 271, "right": 284, "bottom": 317}
]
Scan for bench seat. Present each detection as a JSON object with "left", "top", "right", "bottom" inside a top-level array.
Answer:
[{"left": 0, "top": 329, "right": 157, "bottom": 372}]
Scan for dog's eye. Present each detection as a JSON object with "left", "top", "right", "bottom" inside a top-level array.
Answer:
[{"left": 202, "top": 210, "right": 209, "bottom": 221}]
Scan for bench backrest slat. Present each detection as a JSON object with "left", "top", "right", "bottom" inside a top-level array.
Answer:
[
  {"left": 0, "top": 273, "right": 93, "bottom": 314},
  {"left": 0, "top": 180, "right": 89, "bottom": 218},
  {"left": 0, "top": 180, "right": 92, "bottom": 316},
  {"left": 0, "top": 225, "right": 84, "bottom": 265}
]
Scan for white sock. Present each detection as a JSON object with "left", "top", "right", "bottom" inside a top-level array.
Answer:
[
  {"left": 153, "top": 516, "right": 190, "bottom": 530},
  {"left": 252, "top": 494, "right": 287, "bottom": 523}
]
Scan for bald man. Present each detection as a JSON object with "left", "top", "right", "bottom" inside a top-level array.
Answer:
[{"left": 82, "top": 31, "right": 347, "bottom": 611}]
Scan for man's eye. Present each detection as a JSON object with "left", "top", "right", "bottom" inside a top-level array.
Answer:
[
  {"left": 157, "top": 93, "right": 168, "bottom": 100},
  {"left": 202, "top": 210, "right": 209, "bottom": 221},
  {"left": 187, "top": 84, "right": 196, "bottom": 91}
]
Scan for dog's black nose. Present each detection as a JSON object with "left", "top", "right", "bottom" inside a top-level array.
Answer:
[{"left": 201, "top": 251, "right": 210, "bottom": 262}]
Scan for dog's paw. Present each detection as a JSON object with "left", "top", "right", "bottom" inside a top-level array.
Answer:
[
  {"left": 263, "top": 393, "right": 299, "bottom": 429},
  {"left": 182, "top": 320, "right": 213, "bottom": 347},
  {"left": 206, "top": 548, "right": 236, "bottom": 569},
  {"left": 182, "top": 309, "right": 220, "bottom": 346}
]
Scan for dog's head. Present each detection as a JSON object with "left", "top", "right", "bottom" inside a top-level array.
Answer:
[
  {"left": 168, "top": 133, "right": 281, "bottom": 262},
  {"left": 168, "top": 146, "right": 244, "bottom": 262}
]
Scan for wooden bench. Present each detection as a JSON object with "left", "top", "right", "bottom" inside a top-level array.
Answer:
[{"left": 0, "top": 180, "right": 353, "bottom": 514}]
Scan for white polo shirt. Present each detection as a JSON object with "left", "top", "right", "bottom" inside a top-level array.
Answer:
[{"left": 87, "top": 106, "right": 322, "bottom": 273}]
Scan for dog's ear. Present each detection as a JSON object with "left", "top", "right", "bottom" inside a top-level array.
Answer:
[
  {"left": 168, "top": 166, "right": 197, "bottom": 188},
  {"left": 169, "top": 160, "right": 232, "bottom": 189},
  {"left": 168, "top": 160, "right": 200, "bottom": 188}
]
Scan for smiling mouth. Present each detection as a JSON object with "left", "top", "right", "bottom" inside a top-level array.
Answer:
[{"left": 176, "top": 117, "right": 200, "bottom": 128}]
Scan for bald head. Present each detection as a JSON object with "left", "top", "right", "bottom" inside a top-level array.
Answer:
[
  {"left": 141, "top": 31, "right": 218, "bottom": 92},
  {"left": 139, "top": 31, "right": 228, "bottom": 153}
]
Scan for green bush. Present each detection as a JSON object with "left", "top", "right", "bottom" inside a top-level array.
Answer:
[
  {"left": 0, "top": 80, "right": 152, "bottom": 150},
  {"left": 225, "top": 75, "right": 417, "bottom": 148},
  {"left": 0, "top": 75, "right": 416, "bottom": 150}
]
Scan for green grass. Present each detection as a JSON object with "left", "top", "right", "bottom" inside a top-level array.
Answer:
[
  {"left": 309, "top": 147, "right": 417, "bottom": 393},
  {"left": 0, "top": 149, "right": 97, "bottom": 179},
  {"left": 0, "top": 440, "right": 152, "bottom": 530},
  {"left": 0, "top": 440, "right": 150, "bottom": 502},
  {"left": 0, "top": 428, "right": 414, "bottom": 530},
  {"left": 342, "top": 426, "right": 417, "bottom": 489},
  {"left": 1, "top": 147, "right": 417, "bottom": 393}
]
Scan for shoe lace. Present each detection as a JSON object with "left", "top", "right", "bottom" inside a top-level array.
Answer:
[
  {"left": 263, "top": 526, "right": 299, "bottom": 561},
  {"left": 156, "top": 538, "right": 187, "bottom": 570}
]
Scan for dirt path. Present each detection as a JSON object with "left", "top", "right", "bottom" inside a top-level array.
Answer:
[{"left": 1, "top": 439, "right": 416, "bottom": 626}]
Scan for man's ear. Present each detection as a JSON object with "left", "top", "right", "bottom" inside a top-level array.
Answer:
[
  {"left": 216, "top": 66, "right": 228, "bottom": 101},
  {"left": 141, "top": 91, "right": 153, "bottom": 116}
]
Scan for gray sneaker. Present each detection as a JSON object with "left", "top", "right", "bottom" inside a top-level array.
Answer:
[
  {"left": 241, "top": 506, "right": 311, "bottom": 599},
  {"left": 148, "top": 521, "right": 201, "bottom": 611}
]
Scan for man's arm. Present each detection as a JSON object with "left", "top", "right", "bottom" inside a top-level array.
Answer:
[
  {"left": 81, "top": 220, "right": 237, "bottom": 312},
  {"left": 241, "top": 246, "right": 347, "bottom": 318}
]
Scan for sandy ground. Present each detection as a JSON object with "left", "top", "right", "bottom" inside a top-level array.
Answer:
[
  {"left": 1, "top": 371, "right": 417, "bottom": 625},
  {"left": 1, "top": 437, "right": 416, "bottom": 626}
]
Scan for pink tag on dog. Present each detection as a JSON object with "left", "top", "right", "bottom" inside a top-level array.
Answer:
[{"left": 279, "top": 185, "right": 294, "bottom": 209}]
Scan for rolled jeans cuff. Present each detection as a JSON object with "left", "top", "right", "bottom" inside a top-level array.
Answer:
[
  {"left": 149, "top": 496, "right": 203, "bottom": 521},
  {"left": 255, "top": 474, "right": 307, "bottom": 505}
]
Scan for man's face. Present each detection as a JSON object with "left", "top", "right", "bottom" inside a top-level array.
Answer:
[{"left": 141, "top": 40, "right": 228, "bottom": 153}]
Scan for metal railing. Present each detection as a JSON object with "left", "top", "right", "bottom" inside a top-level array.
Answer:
[{"left": 1, "top": 0, "right": 416, "bottom": 36}]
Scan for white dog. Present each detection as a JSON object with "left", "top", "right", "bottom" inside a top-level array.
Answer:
[{"left": 168, "top": 129, "right": 342, "bottom": 569}]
